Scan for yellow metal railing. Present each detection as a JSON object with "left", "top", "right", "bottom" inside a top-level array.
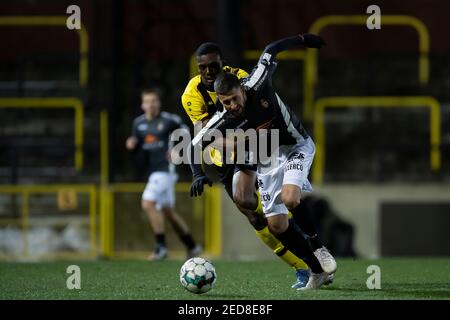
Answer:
[
  {"left": 98, "top": 109, "right": 222, "bottom": 258},
  {"left": 0, "top": 98, "right": 85, "bottom": 171},
  {"left": 203, "top": 185, "right": 222, "bottom": 256},
  {"left": 312, "top": 96, "right": 441, "bottom": 185},
  {"left": 0, "top": 181, "right": 216, "bottom": 260},
  {"left": 98, "top": 183, "right": 219, "bottom": 258},
  {"left": 304, "top": 15, "right": 430, "bottom": 120},
  {"left": 100, "top": 110, "right": 109, "bottom": 186},
  {"left": 0, "top": 16, "right": 89, "bottom": 86},
  {"left": 0, "top": 184, "right": 97, "bottom": 259}
]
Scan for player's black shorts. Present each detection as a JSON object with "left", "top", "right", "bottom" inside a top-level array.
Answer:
[{"left": 215, "top": 164, "right": 233, "bottom": 187}]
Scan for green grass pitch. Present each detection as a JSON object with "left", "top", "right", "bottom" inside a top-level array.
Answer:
[{"left": 1, "top": 258, "right": 450, "bottom": 300}]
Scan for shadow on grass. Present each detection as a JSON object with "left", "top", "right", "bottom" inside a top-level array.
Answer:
[
  {"left": 205, "top": 293, "right": 250, "bottom": 299},
  {"left": 322, "top": 283, "right": 450, "bottom": 299}
]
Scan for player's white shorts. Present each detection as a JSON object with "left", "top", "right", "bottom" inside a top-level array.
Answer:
[
  {"left": 257, "top": 137, "right": 315, "bottom": 217},
  {"left": 142, "top": 171, "right": 177, "bottom": 210}
]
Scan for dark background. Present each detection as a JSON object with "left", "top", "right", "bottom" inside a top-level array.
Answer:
[
  {"left": 1, "top": 0, "right": 450, "bottom": 257},
  {"left": 1, "top": 0, "right": 449, "bottom": 183}
]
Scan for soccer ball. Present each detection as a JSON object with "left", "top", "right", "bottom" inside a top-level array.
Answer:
[{"left": 179, "top": 257, "right": 217, "bottom": 294}]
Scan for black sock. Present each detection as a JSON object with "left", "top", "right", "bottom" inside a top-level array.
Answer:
[
  {"left": 307, "top": 234, "right": 323, "bottom": 251},
  {"left": 275, "top": 220, "right": 323, "bottom": 273},
  {"left": 291, "top": 203, "right": 323, "bottom": 250},
  {"left": 155, "top": 234, "right": 166, "bottom": 248},
  {"left": 180, "top": 234, "right": 196, "bottom": 250}
]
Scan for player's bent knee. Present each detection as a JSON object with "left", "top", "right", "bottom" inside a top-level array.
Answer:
[
  {"left": 284, "top": 199, "right": 300, "bottom": 211},
  {"left": 268, "top": 219, "right": 288, "bottom": 235},
  {"left": 281, "top": 185, "right": 301, "bottom": 210},
  {"left": 281, "top": 194, "right": 300, "bottom": 210}
]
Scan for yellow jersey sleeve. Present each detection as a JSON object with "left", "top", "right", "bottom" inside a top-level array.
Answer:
[
  {"left": 181, "top": 76, "right": 209, "bottom": 124},
  {"left": 181, "top": 91, "right": 209, "bottom": 124}
]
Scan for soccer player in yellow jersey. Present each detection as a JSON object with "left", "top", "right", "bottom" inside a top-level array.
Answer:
[{"left": 181, "top": 42, "right": 311, "bottom": 288}]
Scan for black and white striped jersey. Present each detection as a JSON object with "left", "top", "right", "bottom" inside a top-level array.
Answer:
[
  {"left": 230, "top": 35, "right": 309, "bottom": 147},
  {"left": 238, "top": 77, "right": 309, "bottom": 147}
]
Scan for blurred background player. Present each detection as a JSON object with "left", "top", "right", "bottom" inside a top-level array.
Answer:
[
  {"left": 126, "top": 89, "right": 202, "bottom": 261},
  {"left": 181, "top": 42, "right": 313, "bottom": 288}
]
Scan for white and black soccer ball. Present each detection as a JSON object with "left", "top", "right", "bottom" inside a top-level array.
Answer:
[{"left": 179, "top": 257, "right": 217, "bottom": 294}]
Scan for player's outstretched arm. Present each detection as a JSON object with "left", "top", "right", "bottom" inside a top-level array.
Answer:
[
  {"left": 263, "top": 33, "right": 325, "bottom": 57},
  {"left": 244, "top": 34, "right": 325, "bottom": 90}
]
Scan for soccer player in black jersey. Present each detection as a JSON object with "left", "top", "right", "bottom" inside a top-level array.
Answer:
[
  {"left": 183, "top": 43, "right": 314, "bottom": 289},
  {"left": 126, "top": 89, "right": 202, "bottom": 261},
  {"left": 198, "top": 34, "right": 337, "bottom": 289}
]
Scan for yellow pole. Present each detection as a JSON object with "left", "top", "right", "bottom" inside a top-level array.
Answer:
[
  {"left": 210, "top": 186, "right": 222, "bottom": 256},
  {"left": 74, "top": 100, "right": 84, "bottom": 171},
  {"left": 204, "top": 191, "right": 211, "bottom": 254},
  {"left": 429, "top": 101, "right": 441, "bottom": 170},
  {"left": 100, "top": 110, "right": 109, "bottom": 185},
  {"left": 99, "top": 109, "right": 113, "bottom": 258},
  {"left": 312, "top": 96, "right": 441, "bottom": 185},
  {"left": 204, "top": 186, "right": 222, "bottom": 257},
  {"left": 312, "top": 103, "right": 325, "bottom": 185},
  {"left": 21, "top": 191, "right": 30, "bottom": 258},
  {"left": 77, "top": 26, "right": 89, "bottom": 86},
  {"left": 89, "top": 186, "right": 98, "bottom": 258}
]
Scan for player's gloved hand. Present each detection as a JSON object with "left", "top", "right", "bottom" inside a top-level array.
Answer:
[
  {"left": 301, "top": 33, "right": 326, "bottom": 48},
  {"left": 190, "top": 173, "right": 213, "bottom": 197}
]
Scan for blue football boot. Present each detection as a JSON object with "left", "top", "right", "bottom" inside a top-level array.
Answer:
[{"left": 291, "top": 269, "right": 311, "bottom": 289}]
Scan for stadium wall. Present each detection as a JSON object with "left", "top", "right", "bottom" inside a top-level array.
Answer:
[{"left": 221, "top": 183, "right": 450, "bottom": 260}]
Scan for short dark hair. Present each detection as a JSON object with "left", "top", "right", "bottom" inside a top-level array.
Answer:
[
  {"left": 141, "top": 88, "right": 161, "bottom": 99},
  {"left": 214, "top": 72, "right": 241, "bottom": 95},
  {"left": 195, "top": 42, "right": 223, "bottom": 58}
]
